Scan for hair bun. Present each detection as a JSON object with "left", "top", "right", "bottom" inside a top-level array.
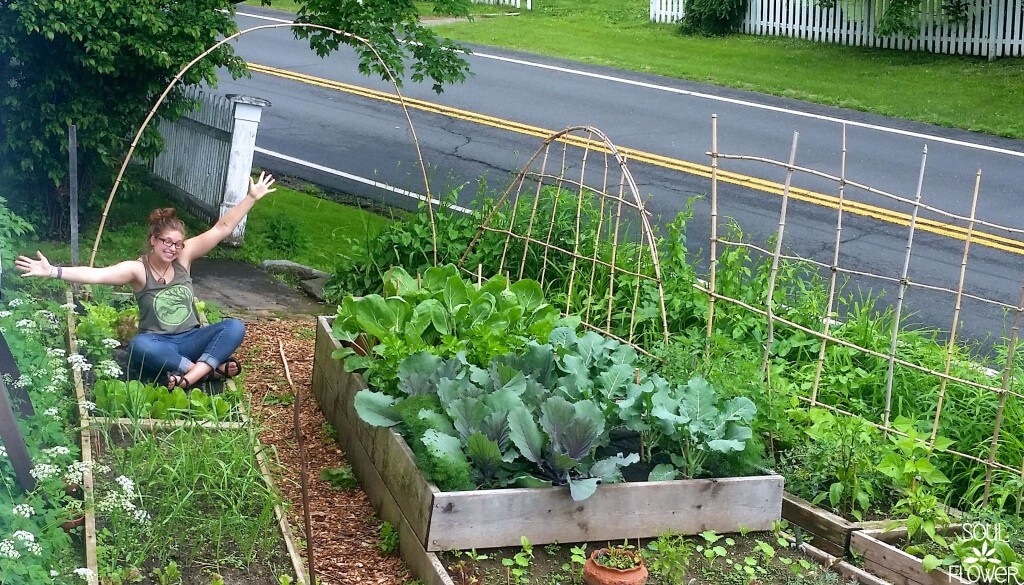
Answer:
[{"left": 148, "top": 207, "right": 177, "bottom": 225}]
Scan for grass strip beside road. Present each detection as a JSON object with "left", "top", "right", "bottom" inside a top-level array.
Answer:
[{"left": 250, "top": 0, "right": 1024, "bottom": 139}]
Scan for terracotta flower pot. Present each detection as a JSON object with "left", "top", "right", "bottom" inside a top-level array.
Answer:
[
  {"left": 583, "top": 548, "right": 649, "bottom": 585},
  {"left": 62, "top": 515, "right": 85, "bottom": 534}
]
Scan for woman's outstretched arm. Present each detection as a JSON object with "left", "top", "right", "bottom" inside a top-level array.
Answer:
[
  {"left": 181, "top": 172, "right": 276, "bottom": 262},
  {"left": 15, "top": 251, "right": 143, "bottom": 287}
]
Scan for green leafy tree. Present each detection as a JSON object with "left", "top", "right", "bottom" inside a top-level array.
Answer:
[
  {"left": 1, "top": 0, "right": 472, "bottom": 237},
  {"left": 0, "top": 0, "right": 247, "bottom": 235},
  {"left": 293, "top": 0, "right": 473, "bottom": 94}
]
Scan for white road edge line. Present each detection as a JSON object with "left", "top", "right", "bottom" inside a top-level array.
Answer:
[
  {"left": 255, "top": 146, "right": 472, "bottom": 214},
  {"left": 235, "top": 10, "right": 1024, "bottom": 160}
]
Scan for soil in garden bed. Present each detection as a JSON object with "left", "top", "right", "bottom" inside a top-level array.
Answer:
[
  {"left": 241, "top": 317, "right": 411, "bottom": 585},
  {"left": 439, "top": 531, "right": 841, "bottom": 585}
]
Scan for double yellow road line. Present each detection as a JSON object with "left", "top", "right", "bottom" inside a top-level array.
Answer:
[{"left": 249, "top": 62, "right": 1024, "bottom": 256}]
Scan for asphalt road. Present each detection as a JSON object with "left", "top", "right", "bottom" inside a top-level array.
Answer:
[{"left": 217, "top": 7, "right": 1024, "bottom": 346}]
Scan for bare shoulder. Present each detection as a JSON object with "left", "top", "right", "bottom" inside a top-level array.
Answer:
[{"left": 112, "top": 259, "right": 147, "bottom": 289}]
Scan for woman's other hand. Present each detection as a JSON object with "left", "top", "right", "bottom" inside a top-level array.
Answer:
[
  {"left": 15, "top": 251, "right": 53, "bottom": 278},
  {"left": 247, "top": 172, "right": 277, "bottom": 201}
]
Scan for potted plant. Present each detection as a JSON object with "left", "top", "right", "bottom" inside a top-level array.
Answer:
[{"left": 583, "top": 544, "right": 648, "bottom": 585}]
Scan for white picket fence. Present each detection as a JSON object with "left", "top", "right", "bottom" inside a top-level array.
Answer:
[
  {"left": 650, "top": 0, "right": 1024, "bottom": 57},
  {"left": 150, "top": 88, "right": 234, "bottom": 223},
  {"left": 473, "top": 0, "right": 531, "bottom": 10},
  {"left": 149, "top": 88, "right": 270, "bottom": 244}
]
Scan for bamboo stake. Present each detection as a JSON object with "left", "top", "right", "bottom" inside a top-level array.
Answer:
[
  {"left": 707, "top": 115, "right": 720, "bottom": 346},
  {"left": 517, "top": 145, "right": 551, "bottom": 280},
  {"left": 701, "top": 285, "right": 1024, "bottom": 402},
  {"left": 983, "top": 278, "right": 1024, "bottom": 505},
  {"left": 717, "top": 152, "right": 1024, "bottom": 238},
  {"left": 811, "top": 125, "right": 847, "bottom": 405},
  {"left": 761, "top": 132, "right": 800, "bottom": 373},
  {"left": 585, "top": 195, "right": 610, "bottom": 325},
  {"left": 883, "top": 145, "right": 928, "bottom": 432},
  {"left": 565, "top": 132, "right": 592, "bottom": 316},
  {"left": 537, "top": 140, "right": 572, "bottom": 287},
  {"left": 92, "top": 23, "right": 433, "bottom": 267},
  {"left": 606, "top": 174, "right": 626, "bottom": 332},
  {"left": 930, "top": 169, "right": 981, "bottom": 446},
  {"left": 280, "top": 341, "right": 316, "bottom": 585}
]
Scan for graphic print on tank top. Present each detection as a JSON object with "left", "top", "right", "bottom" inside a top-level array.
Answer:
[{"left": 152, "top": 284, "right": 196, "bottom": 327}]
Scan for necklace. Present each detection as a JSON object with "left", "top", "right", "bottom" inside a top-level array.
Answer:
[{"left": 150, "top": 259, "right": 172, "bottom": 285}]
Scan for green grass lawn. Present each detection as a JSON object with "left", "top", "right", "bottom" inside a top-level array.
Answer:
[
  {"left": 31, "top": 170, "right": 390, "bottom": 275},
  {"left": 249, "top": 0, "right": 1024, "bottom": 139}
]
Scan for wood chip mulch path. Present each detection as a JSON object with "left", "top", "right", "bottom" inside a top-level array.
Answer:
[{"left": 240, "top": 317, "right": 411, "bottom": 585}]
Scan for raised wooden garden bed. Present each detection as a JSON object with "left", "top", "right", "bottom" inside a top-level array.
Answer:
[
  {"left": 312, "top": 316, "right": 784, "bottom": 555},
  {"left": 851, "top": 528, "right": 970, "bottom": 585}
]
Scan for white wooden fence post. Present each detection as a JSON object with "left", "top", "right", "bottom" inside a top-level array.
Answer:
[{"left": 220, "top": 95, "right": 271, "bottom": 246}]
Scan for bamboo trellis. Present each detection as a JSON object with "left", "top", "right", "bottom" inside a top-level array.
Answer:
[
  {"left": 706, "top": 117, "right": 1024, "bottom": 506},
  {"left": 460, "top": 126, "right": 670, "bottom": 351}
]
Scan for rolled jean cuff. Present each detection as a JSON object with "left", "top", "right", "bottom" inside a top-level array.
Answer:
[
  {"left": 176, "top": 357, "right": 192, "bottom": 374},
  {"left": 198, "top": 353, "right": 220, "bottom": 370}
]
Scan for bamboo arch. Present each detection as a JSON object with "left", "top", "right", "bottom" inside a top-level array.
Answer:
[
  {"left": 459, "top": 125, "right": 670, "bottom": 350},
  {"left": 89, "top": 22, "right": 437, "bottom": 267}
]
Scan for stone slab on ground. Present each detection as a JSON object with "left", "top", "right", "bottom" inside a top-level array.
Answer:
[{"left": 191, "top": 258, "right": 326, "bottom": 316}]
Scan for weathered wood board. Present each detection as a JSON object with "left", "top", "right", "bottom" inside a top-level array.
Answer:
[
  {"left": 782, "top": 492, "right": 858, "bottom": 557},
  {"left": 313, "top": 316, "right": 784, "bottom": 552},
  {"left": 851, "top": 530, "right": 970, "bottom": 585}
]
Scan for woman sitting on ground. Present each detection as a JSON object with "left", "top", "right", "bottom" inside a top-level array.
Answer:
[{"left": 15, "top": 172, "right": 276, "bottom": 389}]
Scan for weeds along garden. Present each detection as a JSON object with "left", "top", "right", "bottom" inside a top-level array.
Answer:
[
  {"left": 322, "top": 125, "right": 1024, "bottom": 578},
  {"left": 0, "top": 224, "right": 301, "bottom": 584}
]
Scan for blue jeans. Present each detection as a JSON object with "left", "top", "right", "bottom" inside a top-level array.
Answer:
[{"left": 127, "top": 318, "right": 245, "bottom": 380}]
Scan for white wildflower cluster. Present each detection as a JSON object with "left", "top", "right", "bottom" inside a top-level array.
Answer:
[
  {"left": 7, "top": 298, "right": 24, "bottom": 308},
  {"left": 10, "top": 376, "right": 27, "bottom": 388},
  {"left": 15, "top": 319, "right": 35, "bottom": 330},
  {"left": 81, "top": 400, "right": 96, "bottom": 412},
  {"left": 13, "top": 531, "right": 40, "bottom": 555},
  {"left": 34, "top": 310, "right": 59, "bottom": 329},
  {"left": 11, "top": 504, "right": 33, "bottom": 518},
  {"left": 74, "top": 568, "right": 94, "bottom": 580},
  {"left": 97, "top": 476, "right": 150, "bottom": 524},
  {"left": 0, "top": 310, "right": 11, "bottom": 318},
  {"left": 47, "top": 361, "right": 68, "bottom": 385},
  {"left": 101, "top": 338, "right": 121, "bottom": 349},
  {"left": 60, "top": 302, "right": 76, "bottom": 312},
  {"left": 115, "top": 475, "right": 136, "bottom": 494},
  {"left": 96, "top": 360, "right": 123, "bottom": 379},
  {"left": 66, "top": 353, "right": 92, "bottom": 373},
  {"left": 29, "top": 463, "right": 59, "bottom": 481},
  {"left": 43, "top": 406, "right": 61, "bottom": 420},
  {"left": 64, "top": 461, "right": 109, "bottom": 485},
  {"left": 46, "top": 347, "right": 67, "bottom": 358},
  {"left": 0, "top": 445, "right": 6, "bottom": 457},
  {"left": 43, "top": 445, "right": 71, "bottom": 457},
  {"left": 0, "top": 539, "right": 18, "bottom": 559}
]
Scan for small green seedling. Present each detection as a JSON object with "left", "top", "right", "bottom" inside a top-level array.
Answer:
[{"left": 320, "top": 466, "right": 358, "bottom": 490}]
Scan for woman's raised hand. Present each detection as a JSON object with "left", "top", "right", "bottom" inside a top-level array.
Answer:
[
  {"left": 15, "top": 251, "right": 53, "bottom": 278},
  {"left": 247, "top": 172, "right": 277, "bottom": 201}
]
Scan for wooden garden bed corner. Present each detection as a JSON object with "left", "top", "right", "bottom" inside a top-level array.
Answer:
[
  {"left": 782, "top": 492, "right": 860, "bottom": 557},
  {"left": 851, "top": 528, "right": 970, "bottom": 585}
]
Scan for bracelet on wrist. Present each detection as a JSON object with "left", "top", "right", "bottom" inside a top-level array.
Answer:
[{"left": 57, "top": 266, "right": 63, "bottom": 280}]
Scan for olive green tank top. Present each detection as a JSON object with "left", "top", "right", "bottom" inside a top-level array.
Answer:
[{"left": 134, "top": 258, "right": 200, "bottom": 335}]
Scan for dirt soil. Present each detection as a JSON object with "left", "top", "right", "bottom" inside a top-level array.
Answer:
[{"left": 241, "top": 317, "right": 411, "bottom": 585}]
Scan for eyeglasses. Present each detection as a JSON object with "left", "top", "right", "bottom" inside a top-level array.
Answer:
[{"left": 156, "top": 236, "right": 185, "bottom": 251}]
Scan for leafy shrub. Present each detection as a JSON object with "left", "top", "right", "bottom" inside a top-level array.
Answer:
[{"left": 679, "top": 0, "right": 748, "bottom": 35}]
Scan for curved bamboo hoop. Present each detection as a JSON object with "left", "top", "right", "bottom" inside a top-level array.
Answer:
[
  {"left": 459, "top": 125, "right": 670, "bottom": 348},
  {"left": 90, "top": 22, "right": 436, "bottom": 267}
]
